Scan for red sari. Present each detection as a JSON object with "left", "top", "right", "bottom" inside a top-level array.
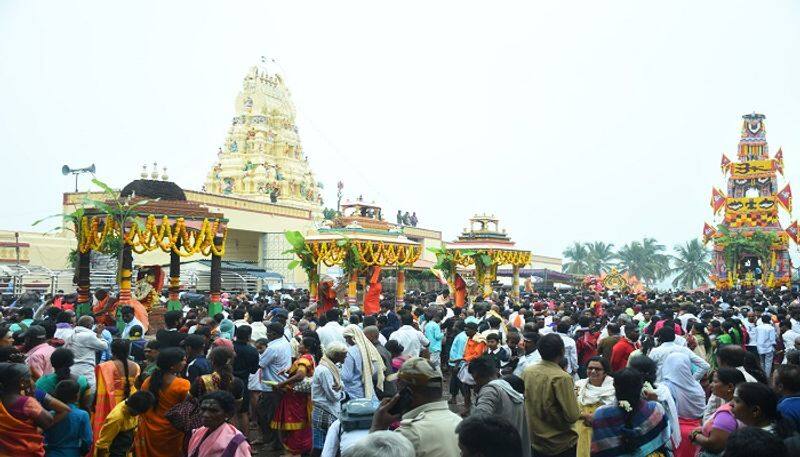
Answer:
[{"left": 270, "top": 354, "right": 315, "bottom": 454}]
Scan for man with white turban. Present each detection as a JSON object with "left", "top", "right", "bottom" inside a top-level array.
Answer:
[{"left": 342, "top": 324, "right": 386, "bottom": 400}]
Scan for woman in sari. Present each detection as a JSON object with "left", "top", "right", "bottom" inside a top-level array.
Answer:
[
  {"left": 135, "top": 347, "right": 190, "bottom": 457},
  {"left": 92, "top": 339, "right": 140, "bottom": 439},
  {"left": 271, "top": 337, "right": 320, "bottom": 455},
  {"left": 0, "top": 363, "right": 70, "bottom": 457},
  {"left": 574, "top": 356, "right": 616, "bottom": 456},
  {"left": 187, "top": 391, "right": 251, "bottom": 457},
  {"left": 591, "top": 368, "right": 671, "bottom": 457},
  {"left": 661, "top": 352, "right": 706, "bottom": 457},
  {"left": 691, "top": 323, "right": 716, "bottom": 369},
  {"left": 190, "top": 346, "right": 245, "bottom": 428},
  {"left": 690, "top": 368, "right": 745, "bottom": 457}
]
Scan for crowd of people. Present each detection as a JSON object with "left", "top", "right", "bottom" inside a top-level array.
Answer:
[{"left": 2, "top": 285, "right": 800, "bottom": 457}]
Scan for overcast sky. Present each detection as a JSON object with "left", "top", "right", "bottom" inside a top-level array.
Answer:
[{"left": 2, "top": 1, "right": 800, "bottom": 260}]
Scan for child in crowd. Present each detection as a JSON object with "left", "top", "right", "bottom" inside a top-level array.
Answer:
[
  {"left": 248, "top": 338, "right": 270, "bottom": 445},
  {"left": 95, "top": 390, "right": 155, "bottom": 457},
  {"left": 485, "top": 333, "right": 509, "bottom": 368},
  {"left": 43, "top": 380, "right": 92, "bottom": 457},
  {"left": 386, "top": 340, "right": 408, "bottom": 372}
]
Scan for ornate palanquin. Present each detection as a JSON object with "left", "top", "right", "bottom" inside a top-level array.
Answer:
[
  {"left": 298, "top": 201, "right": 423, "bottom": 310},
  {"left": 705, "top": 114, "right": 795, "bottom": 289},
  {"left": 446, "top": 215, "right": 531, "bottom": 299},
  {"left": 74, "top": 178, "right": 228, "bottom": 326}
]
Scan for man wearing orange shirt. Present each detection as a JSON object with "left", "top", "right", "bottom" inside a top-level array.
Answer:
[{"left": 460, "top": 321, "right": 486, "bottom": 412}]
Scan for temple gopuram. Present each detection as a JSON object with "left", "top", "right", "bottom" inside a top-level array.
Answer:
[
  {"left": 204, "top": 58, "right": 322, "bottom": 214},
  {"left": 705, "top": 113, "right": 798, "bottom": 289}
]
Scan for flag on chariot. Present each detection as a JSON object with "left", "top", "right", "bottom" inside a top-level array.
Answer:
[
  {"left": 720, "top": 154, "right": 732, "bottom": 174},
  {"left": 775, "top": 148, "right": 784, "bottom": 175},
  {"left": 710, "top": 187, "right": 726, "bottom": 215},
  {"left": 787, "top": 221, "right": 799, "bottom": 244},
  {"left": 702, "top": 223, "right": 717, "bottom": 244},
  {"left": 778, "top": 184, "right": 793, "bottom": 214}
]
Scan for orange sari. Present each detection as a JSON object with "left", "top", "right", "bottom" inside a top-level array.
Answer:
[
  {"left": 92, "top": 360, "right": 140, "bottom": 442},
  {"left": 0, "top": 398, "right": 44, "bottom": 457},
  {"left": 271, "top": 354, "right": 315, "bottom": 455},
  {"left": 135, "top": 376, "right": 190, "bottom": 457}
]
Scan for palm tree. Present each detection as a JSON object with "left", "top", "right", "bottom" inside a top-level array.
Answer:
[
  {"left": 585, "top": 241, "right": 616, "bottom": 275},
  {"left": 616, "top": 238, "right": 670, "bottom": 284},
  {"left": 670, "top": 239, "right": 712, "bottom": 289},
  {"left": 562, "top": 242, "right": 590, "bottom": 275}
]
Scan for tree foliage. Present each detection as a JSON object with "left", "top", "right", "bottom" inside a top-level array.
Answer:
[
  {"left": 585, "top": 241, "right": 616, "bottom": 275},
  {"left": 615, "top": 238, "right": 670, "bottom": 284},
  {"left": 715, "top": 226, "right": 777, "bottom": 276},
  {"left": 562, "top": 242, "right": 590, "bottom": 275},
  {"left": 670, "top": 239, "right": 712, "bottom": 289}
]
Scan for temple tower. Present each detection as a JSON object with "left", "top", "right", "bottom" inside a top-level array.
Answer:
[
  {"left": 204, "top": 58, "right": 323, "bottom": 213},
  {"left": 707, "top": 113, "right": 794, "bottom": 289}
]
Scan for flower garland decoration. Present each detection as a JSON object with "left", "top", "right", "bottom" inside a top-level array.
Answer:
[
  {"left": 618, "top": 400, "right": 633, "bottom": 412},
  {"left": 78, "top": 215, "right": 227, "bottom": 257}
]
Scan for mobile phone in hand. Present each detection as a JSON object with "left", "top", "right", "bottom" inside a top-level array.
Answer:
[{"left": 388, "top": 387, "right": 414, "bottom": 416}]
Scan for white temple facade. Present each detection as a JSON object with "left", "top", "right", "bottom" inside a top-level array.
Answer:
[{"left": 204, "top": 59, "right": 323, "bottom": 214}]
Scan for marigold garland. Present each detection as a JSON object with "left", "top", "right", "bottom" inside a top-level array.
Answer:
[
  {"left": 305, "top": 240, "right": 421, "bottom": 267},
  {"left": 451, "top": 249, "right": 530, "bottom": 267},
  {"left": 78, "top": 215, "right": 227, "bottom": 257}
]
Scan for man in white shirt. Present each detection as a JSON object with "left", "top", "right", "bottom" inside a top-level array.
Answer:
[
  {"left": 755, "top": 314, "right": 777, "bottom": 376},
  {"left": 677, "top": 305, "right": 697, "bottom": 333},
  {"left": 780, "top": 319, "right": 800, "bottom": 365},
  {"left": 317, "top": 309, "right": 346, "bottom": 350},
  {"left": 555, "top": 320, "right": 578, "bottom": 379},
  {"left": 231, "top": 308, "right": 250, "bottom": 329},
  {"left": 248, "top": 306, "right": 268, "bottom": 342},
  {"left": 790, "top": 310, "right": 800, "bottom": 334},
  {"left": 744, "top": 311, "right": 759, "bottom": 356},
  {"left": 65, "top": 316, "right": 109, "bottom": 391},
  {"left": 388, "top": 313, "right": 429, "bottom": 358},
  {"left": 649, "top": 327, "right": 710, "bottom": 382},
  {"left": 513, "top": 331, "right": 542, "bottom": 377},
  {"left": 120, "top": 306, "right": 145, "bottom": 339}
]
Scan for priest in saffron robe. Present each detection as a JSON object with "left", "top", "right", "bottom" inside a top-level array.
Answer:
[
  {"left": 316, "top": 275, "right": 337, "bottom": 318},
  {"left": 454, "top": 273, "right": 467, "bottom": 308},
  {"left": 363, "top": 266, "right": 382, "bottom": 316}
]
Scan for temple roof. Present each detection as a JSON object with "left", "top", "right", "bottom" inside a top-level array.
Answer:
[{"left": 120, "top": 179, "right": 187, "bottom": 201}]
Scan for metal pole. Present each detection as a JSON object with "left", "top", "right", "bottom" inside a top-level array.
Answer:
[
  {"left": 14, "top": 232, "right": 20, "bottom": 266},
  {"left": 74, "top": 173, "right": 79, "bottom": 192}
]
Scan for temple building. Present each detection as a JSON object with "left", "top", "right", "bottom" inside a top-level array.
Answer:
[
  {"left": 203, "top": 59, "right": 322, "bottom": 215},
  {"left": 0, "top": 58, "right": 561, "bottom": 294}
]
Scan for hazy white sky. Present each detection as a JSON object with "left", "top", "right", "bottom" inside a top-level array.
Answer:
[{"left": 2, "top": 0, "right": 800, "bottom": 259}]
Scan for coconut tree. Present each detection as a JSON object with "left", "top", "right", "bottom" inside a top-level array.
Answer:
[
  {"left": 616, "top": 238, "right": 670, "bottom": 284},
  {"left": 562, "top": 242, "right": 590, "bottom": 275},
  {"left": 670, "top": 239, "right": 712, "bottom": 289},
  {"left": 585, "top": 241, "right": 616, "bottom": 275}
]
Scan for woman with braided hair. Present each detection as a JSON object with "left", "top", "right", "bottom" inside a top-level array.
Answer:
[
  {"left": 92, "top": 338, "right": 140, "bottom": 441},
  {"left": 136, "top": 347, "right": 189, "bottom": 457},
  {"left": 591, "top": 368, "right": 671, "bottom": 457},
  {"left": 190, "top": 346, "right": 245, "bottom": 427},
  {"left": 35, "top": 347, "right": 91, "bottom": 410}
]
